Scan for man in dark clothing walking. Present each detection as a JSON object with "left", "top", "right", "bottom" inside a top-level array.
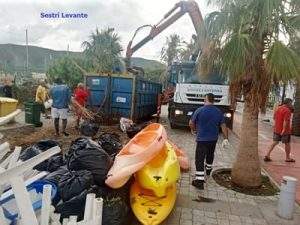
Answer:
[{"left": 189, "top": 93, "right": 229, "bottom": 189}]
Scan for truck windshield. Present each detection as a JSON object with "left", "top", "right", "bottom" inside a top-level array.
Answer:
[{"left": 178, "top": 67, "right": 228, "bottom": 85}]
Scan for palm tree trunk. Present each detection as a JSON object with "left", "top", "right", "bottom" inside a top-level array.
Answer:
[
  {"left": 292, "top": 81, "right": 300, "bottom": 136},
  {"left": 231, "top": 93, "right": 261, "bottom": 187}
]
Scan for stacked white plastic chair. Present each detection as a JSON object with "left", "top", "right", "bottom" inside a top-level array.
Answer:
[{"left": 0, "top": 142, "right": 103, "bottom": 225}]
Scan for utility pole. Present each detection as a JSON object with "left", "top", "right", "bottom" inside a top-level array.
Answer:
[
  {"left": 26, "top": 29, "right": 29, "bottom": 74},
  {"left": 67, "top": 44, "right": 69, "bottom": 56},
  {"left": 44, "top": 56, "right": 47, "bottom": 71}
]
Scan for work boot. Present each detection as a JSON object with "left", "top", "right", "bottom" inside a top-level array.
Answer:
[
  {"left": 206, "top": 169, "right": 212, "bottom": 176},
  {"left": 192, "top": 180, "right": 204, "bottom": 190}
]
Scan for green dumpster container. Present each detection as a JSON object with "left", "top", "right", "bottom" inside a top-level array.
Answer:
[{"left": 25, "top": 102, "right": 43, "bottom": 127}]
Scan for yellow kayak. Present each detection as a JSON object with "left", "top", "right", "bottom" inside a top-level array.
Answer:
[
  {"left": 135, "top": 141, "right": 180, "bottom": 197},
  {"left": 130, "top": 181, "right": 177, "bottom": 225}
]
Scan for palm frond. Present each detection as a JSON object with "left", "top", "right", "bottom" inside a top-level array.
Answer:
[
  {"left": 266, "top": 41, "right": 300, "bottom": 82},
  {"left": 207, "top": 0, "right": 247, "bottom": 9},
  {"left": 221, "top": 33, "right": 255, "bottom": 81},
  {"left": 82, "top": 27, "right": 122, "bottom": 72},
  {"left": 198, "top": 40, "right": 221, "bottom": 76},
  {"left": 205, "top": 11, "right": 230, "bottom": 40}
]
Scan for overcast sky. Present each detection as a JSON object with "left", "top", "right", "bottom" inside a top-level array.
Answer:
[{"left": 0, "top": 0, "right": 215, "bottom": 60}]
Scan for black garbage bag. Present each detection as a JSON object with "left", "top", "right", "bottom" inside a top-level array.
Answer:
[
  {"left": 126, "top": 122, "right": 150, "bottom": 139},
  {"left": 47, "top": 155, "right": 65, "bottom": 172},
  {"left": 98, "top": 133, "right": 122, "bottom": 157},
  {"left": 102, "top": 197, "right": 129, "bottom": 225},
  {"left": 58, "top": 170, "right": 94, "bottom": 202},
  {"left": 67, "top": 138, "right": 112, "bottom": 185},
  {"left": 20, "top": 140, "right": 62, "bottom": 171},
  {"left": 55, "top": 185, "right": 98, "bottom": 222},
  {"left": 95, "top": 182, "right": 131, "bottom": 225},
  {"left": 79, "top": 120, "right": 100, "bottom": 137},
  {"left": 43, "top": 165, "right": 69, "bottom": 205},
  {"left": 43, "top": 166, "right": 69, "bottom": 185}
]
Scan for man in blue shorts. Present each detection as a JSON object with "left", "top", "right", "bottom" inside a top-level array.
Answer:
[
  {"left": 50, "top": 78, "right": 71, "bottom": 136},
  {"left": 189, "top": 93, "right": 229, "bottom": 189}
]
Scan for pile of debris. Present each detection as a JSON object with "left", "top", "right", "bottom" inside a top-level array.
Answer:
[{"left": 17, "top": 128, "right": 128, "bottom": 225}]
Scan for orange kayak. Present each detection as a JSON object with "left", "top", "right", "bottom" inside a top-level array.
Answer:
[
  {"left": 105, "top": 123, "right": 167, "bottom": 188},
  {"left": 168, "top": 140, "right": 190, "bottom": 171}
]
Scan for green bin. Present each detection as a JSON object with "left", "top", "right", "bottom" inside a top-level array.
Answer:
[{"left": 25, "top": 102, "right": 42, "bottom": 127}]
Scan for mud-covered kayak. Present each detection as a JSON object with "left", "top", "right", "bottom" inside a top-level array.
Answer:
[
  {"left": 130, "top": 181, "right": 176, "bottom": 225},
  {"left": 135, "top": 141, "right": 180, "bottom": 197},
  {"left": 105, "top": 123, "right": 167, "bottom": 188}
]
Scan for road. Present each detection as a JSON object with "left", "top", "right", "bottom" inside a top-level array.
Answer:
[{"left": 234, "top": 103, "right": 300, "bottom": 204}]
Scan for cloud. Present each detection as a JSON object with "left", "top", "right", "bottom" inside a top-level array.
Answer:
[{"left": 0, "top": 0, "right": 213, "bottom": 60}]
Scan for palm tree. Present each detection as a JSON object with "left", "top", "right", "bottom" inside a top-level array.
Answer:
[
  {"left": 291, "top": 29, "right": 300, "bottom": 135},
  {"left": 201, "top": 0, "right": 300, "bottom": 187},
  {"left": 293, "top": 81, "right": 300, "bottom": 135},
  {"left": 82, "top": 28, "right": 123, "bottom": 73},
  {"left": 160, "top": 34, "right": 182, "bottom": 65},
  {"left": 179, "top": 35, "right": 198, "bottom": 61}
]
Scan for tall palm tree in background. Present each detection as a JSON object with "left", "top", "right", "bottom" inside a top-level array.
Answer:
[
  {"left": 179, "top": 35, "right": 198, "bottom": 61},
  {"left": 160, "top": 34, "right": 183, "bottom": 85},
  {"left": 82, "top": 28, "right": 123, "bottom": 73},
  {"left": 160, "top": 34, "right": 182, "bottom": 65},
  {"left": 200, "top": 0, "right": 300, "bottom": 187}
]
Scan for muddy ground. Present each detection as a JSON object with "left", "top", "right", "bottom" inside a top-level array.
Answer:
[{"left": 3, "top": 116, "right": 129, "bottom": 152}]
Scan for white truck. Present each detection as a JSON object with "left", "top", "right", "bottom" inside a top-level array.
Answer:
[{"left": 168, "top": 61, "right": 234, "bottom": 129}]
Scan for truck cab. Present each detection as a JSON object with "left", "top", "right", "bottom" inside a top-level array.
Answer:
[{"left": 167, "top": 61, "right": 234, "bottom": 129}]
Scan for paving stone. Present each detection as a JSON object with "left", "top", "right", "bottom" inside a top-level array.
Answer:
[
  {"left": 240, "top": 216, "right": 253, "bottom": 224},
  {"left": 228, "top": 215, "right": 241, "bottom": 222},
  {"left": 182, "top": 190, "right": 190, "bottom": 195},
  {"left": 190, "top": 200, "right": 231, "bottom": 214},
  {"left": 217, "top": 219, "right": 230, "bottom": 225},
  {"left": 180, "top": 219, "right": 193, "bottom": 225},
  {"left": 229, "top": 202, "right": 263, "bottom": 218},
  {"left": 251, "top": 218, "right": 267, "bottom": 225},
  {"left": 181, "top": 212, "right": 193, "bottom": 220},
  {"left": 205, "top": 217, "right": 218, "bottom": 224},
  {"left": 193, "top": 222, "right": 212, "bottom": 225},
  {"left": 229, "top": 221, "right": 242, "bottom": 225},
  {"left": 182, "top": 207, "right": 192, "bottom": 214},
  {"left": 193, "top": 215, "right": 206, "bottom": 223},
  {"left": 176, "top": 194, "right": 191, "bottom": 208},
  {"left": 216, "top": 212, "right": 228, "bottom": 219},
  {"left": 257, "top": 201, "right": 299, "bottom": 225},
  {"left": 193, "top": 209, "right": 205, "bottom": 217},
  {"left": 204, "top": 211, "right": 216, "bottom": 218},
  {"left": 166, "top": 213, "right": 180, "bottom": 225}
]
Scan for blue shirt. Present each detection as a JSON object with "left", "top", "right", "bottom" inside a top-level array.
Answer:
[
  {"left": 50, "top": 84, "right": 71, "bottom": 109},
  {"left": 191, "top": 105, "right": 225, "bottom": 142}
]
